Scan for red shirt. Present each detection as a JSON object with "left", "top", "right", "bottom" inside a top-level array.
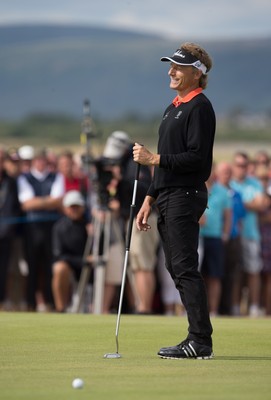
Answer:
[{"left": 64, "top": 176, "right": 88, "bottom": 194}]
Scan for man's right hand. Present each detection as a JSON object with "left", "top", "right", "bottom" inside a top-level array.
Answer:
[{"left": 136, "top": 196, "right": 155, "bottom": 231}]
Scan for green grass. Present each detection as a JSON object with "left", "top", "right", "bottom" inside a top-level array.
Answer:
[{"left": 0, "top": 313, "right": 270, "bottom": 400}]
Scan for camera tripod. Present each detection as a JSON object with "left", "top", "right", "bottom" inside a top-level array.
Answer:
[{"left": 70, "top": 207, "right": 125, "bottom": 314}]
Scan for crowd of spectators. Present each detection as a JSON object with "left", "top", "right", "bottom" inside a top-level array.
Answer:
[{"left": 0, "top": 139, "right": 271, "bottom": 317}]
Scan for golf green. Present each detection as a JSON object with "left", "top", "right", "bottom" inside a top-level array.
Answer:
[{"left": 0, "top": 313, "right": 270, "bottom": 399}]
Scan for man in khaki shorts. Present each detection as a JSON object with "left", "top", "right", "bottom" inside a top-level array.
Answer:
[
  {"left": 102, "top": 131, "right": 158, "bottom": 314},
  {"left": 129, "top": 211, "right": 160, "bottom": 313}
]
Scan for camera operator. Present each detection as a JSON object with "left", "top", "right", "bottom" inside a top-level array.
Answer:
[
  {"left": 88, "top": 152, "right": 124, "bottom": 313},
  {"left": 102, "top": 131, "right": 160, "bottom": 314}
]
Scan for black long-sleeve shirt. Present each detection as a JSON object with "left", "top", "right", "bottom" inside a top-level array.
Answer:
[{"left": 147, "top": 93, "right": 216, "bottom": 199}]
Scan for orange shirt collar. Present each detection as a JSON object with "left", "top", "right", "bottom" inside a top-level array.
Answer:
[{"left": 172, "top": 87, "right": 203, "bottom": 107}]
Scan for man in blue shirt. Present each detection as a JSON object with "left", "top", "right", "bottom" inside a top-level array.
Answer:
[
  {"left": 230, "top": 152, "right": 269, "bottom": 317},
  {"left": 200, "top": 163, "right": 232, "bottom": 316}
]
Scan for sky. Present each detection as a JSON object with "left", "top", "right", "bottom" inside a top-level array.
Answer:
[{"left": 1, "top": 0, "right": 271, "bottom": 40}]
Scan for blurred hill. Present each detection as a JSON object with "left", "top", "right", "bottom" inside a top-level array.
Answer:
[{"left": 1, "top": 24, "right": 271, "bottom": 121}]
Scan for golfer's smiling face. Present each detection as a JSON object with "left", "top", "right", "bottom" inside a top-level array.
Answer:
[{"left": 168, "top": 62, "right": 200, "bottom": 94}]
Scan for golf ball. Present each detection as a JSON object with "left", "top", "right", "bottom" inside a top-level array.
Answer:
[{"left": 72, "top": 378, "right": 84, "bottom": 389}]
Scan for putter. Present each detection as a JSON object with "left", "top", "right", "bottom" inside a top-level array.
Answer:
[{"left": 104, "top": 162, "right": 140, "bottom": 359}]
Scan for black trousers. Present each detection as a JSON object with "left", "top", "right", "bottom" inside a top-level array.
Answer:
[
  {"left": 23, "top": 222, "right": 54, "bottom": 308},
  {"left": 156, "top": 187, "right": 213, "bottom": 347}
]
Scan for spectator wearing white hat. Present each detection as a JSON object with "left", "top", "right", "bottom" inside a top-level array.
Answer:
[
  {"left": 18, "top": 145, "right": 34, "bottom": 174},
  {"left": 52, "top": 190, "right": 90, "bottom": 312}
]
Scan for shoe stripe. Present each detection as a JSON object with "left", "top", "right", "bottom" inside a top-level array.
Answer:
[
  {"left": 187, "top": 347, "right": 194, "bottom": 357},
  {"left": 188, "top": 343, "right": 197, "bottom": 357},
  {"left": 183, "top": 348, "right": 190, "bottom": 357},
  {"left": 183, "top": 345, "right": 194, "bottom": 358}
]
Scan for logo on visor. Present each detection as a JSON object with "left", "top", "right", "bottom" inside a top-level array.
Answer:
[
  {"left": 174, "top": 49, "right": 185, "bottom": 58},
  {"left": 194, "top": 61, "right": 202, "bottom": 68}
]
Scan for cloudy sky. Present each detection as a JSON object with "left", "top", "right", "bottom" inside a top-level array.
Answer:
[{"left": 1, "top": 0, "right": 271, "bottom": 40}]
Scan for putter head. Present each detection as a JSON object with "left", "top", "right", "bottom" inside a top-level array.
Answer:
[{"left": 103, "top": 352, "right": 121, "bottom": 359}]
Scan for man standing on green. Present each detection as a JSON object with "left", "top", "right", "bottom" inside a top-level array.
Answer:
[{"left": 133, "top": 42, "right": 215, "bottom": 359}]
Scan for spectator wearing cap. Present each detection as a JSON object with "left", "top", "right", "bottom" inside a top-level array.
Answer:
[
  {"left": 18, "top": 145, "right": 34, "bottom": 174},
  {"left": 17, "top": 148, "right": 65, "bottom": 311},
  {"left": 52, "top": 190, "right": 89, "bottom": 312},
  {"left": 4, "top": 148, "right": 21, "bottom": 178}
]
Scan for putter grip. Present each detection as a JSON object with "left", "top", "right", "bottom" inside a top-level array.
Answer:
[
  {"left": 135, "top": 162, "right": 140, "bottom": 180},
  {"left": 125, "top": 163, "right": 140, "bottom": 250}
]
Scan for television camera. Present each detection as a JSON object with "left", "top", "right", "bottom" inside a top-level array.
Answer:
[{"left": 80, "top": 99, "right": 119, "bottom": 209}]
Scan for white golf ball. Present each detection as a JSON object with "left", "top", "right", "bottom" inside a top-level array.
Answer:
[{"left": 72, "top": 378, "right": 84, "bottom": 389}]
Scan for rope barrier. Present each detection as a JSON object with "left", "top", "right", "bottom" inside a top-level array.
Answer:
[{"left": 0, "top": 214, "right": 60, "bottom": 225}]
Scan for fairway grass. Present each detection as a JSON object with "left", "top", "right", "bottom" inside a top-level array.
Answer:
[{"left": 0, "top": 313, "right": 270, "bottom": 400}]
